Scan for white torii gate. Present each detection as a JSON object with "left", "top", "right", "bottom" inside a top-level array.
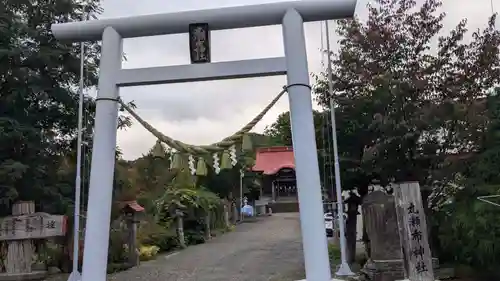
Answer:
[{"left": 51, "top": 1, "right": 356, "bottom": 281}]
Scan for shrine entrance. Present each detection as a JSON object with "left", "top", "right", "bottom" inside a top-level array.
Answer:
[
  {"left": 253, "top": 146, "right": 299, "bottom": 212},
  {"left": 273, "top": 168, "right": 297, "bottom": 201},
  {"left": 51, "top": 2, "right": 356, "bottom": 281}
]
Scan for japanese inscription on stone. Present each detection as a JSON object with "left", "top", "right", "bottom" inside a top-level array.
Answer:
[
  {"left": 394, "top": 182, "right": 435, "bottom": 281},
  {"left": 0, "top": 213, "right": 67, "bottom": 241}
]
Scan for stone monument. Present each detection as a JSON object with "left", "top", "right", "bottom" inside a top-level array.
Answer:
[
  {"left": 361, "top": 190, "right": 404, "bottom": 281},
  {"left": 393, "top": 182, "right": 436, "bottom": 281}
]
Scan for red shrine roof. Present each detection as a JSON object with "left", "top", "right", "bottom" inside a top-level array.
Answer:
[
  {"left": 120, "top": 201, "right": 145, "bottom": 212},
  {"left": 252, "top": 146, "right": 295, "bottom": 175}
]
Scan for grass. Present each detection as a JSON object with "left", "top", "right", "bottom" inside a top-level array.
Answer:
[{"left": 270, "top": 242, "right": 367, "bottom": 281}]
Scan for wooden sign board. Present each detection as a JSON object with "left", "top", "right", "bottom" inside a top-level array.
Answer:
[
  {"left": 0, "top": 213, "right": 67, "bottom": 241},
  {"left": 189, "top": 23, "right": 211, "bottom": 64}
]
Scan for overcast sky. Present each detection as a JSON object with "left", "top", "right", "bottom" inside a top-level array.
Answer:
[{"left": 97, "top": 0, "right": 497, "bottom": 160}]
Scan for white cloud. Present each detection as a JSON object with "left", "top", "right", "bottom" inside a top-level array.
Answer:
[{"left": 94, "top": 0, "right": 497, "bottom": 160}]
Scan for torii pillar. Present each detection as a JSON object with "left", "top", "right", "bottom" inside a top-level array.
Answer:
[{"left": 50, "top": 1, "right": 357, "bottom": 280}]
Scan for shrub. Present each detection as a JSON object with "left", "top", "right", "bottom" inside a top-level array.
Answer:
[
  {"left": 108, "top": 229, "right": 128, "bottom": 264},
  {"left": 432, "top": 189, "right": 500, "bottom": 278},
  {"left": 355, "top": 251, "right": 368, "bottom": 266},
  {"left": 138, "top": 245, "right": 160, "bottom": 261},
  {"left": 184, "top": 229, "right": 206, "bottom": 245},
  {"left": 137, "top": 219, "right": 178, "bottom": 252}
]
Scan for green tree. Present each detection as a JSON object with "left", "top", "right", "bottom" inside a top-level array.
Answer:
[
  {"left": 435, "top": 89, "right": 500, "bottom": 276},
  {"left": 0, "top": 0, "right": 136, "bottom": 216},
  {"left": 263, "top": 111, "right": 325, "bottom": 146},
  {"left": 314, "top": 0, "right": 500, "bottom": 262},
  {"left": 319, "top": 0, "right": 499, "bottom": 189},
  {"left": 0, "top": 0, "right": 102, "bottom": 216}
]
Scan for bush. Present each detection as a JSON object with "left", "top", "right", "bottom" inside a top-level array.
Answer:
[
  {"left": 108, "top": 229, "right": 128, "bottom": 264},
  {"left": 355, "top": 251, "right": 368, "bottom": 266},
  {"left": 432, "top": 185, "right": 500, "bottom": 278},
  {"left": 137, "top": 219, "right": 178, "bottom": 252},
  {"left": 184, "top": 229, "right": 206, "bottom": 245},
  {"left": 327, "top": 243, "right": 367, "bottom": 273},
  {"left": 39, "top": 241, "right": 64, "bottom": 268},
  {"left": 148, "top": 230, "right": 178, "bottom": 252},
  {"left": 138, "top": 245, "right": 160, "bottom": 261}
]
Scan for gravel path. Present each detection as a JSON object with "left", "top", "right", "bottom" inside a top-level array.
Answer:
[
  {"left": 41, "top": 213, "right": 295, "bottom": 281},
  {"left": 108, "top": 213, "right": 303, "bottom": 281}
]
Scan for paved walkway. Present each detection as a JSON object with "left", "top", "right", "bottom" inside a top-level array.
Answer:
[{"left": 107, "top": 213, "right": 304, "bottom": 281}]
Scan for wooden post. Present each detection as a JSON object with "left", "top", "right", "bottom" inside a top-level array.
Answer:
[
  {"left": 271, "top": 181, "right": 276, "bottom": 202},
  {"left": 205, "top": 213, "right": 211, "bottom": 240},
  {"left": 6, "top": 201, "right": 36, "bottom": 274},
  {"left": 232, "top": 203, "right": 238, "bottom": 224},
  {"left": 394, "top": 182, "right": 435, "bottom": 281},
  {"left": 126, "top": 213, "right": 139, "bottom": 266},
  {"left": 68, "top": 235, "right": 84, "bottom": 269},
  {"left": 223, "top": 205, "right": 230, "bottom": 228},
  {"left": 176, "top": 212, "right": 186, "bottom": 249}
]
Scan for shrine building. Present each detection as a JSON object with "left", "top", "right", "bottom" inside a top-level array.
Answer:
[{"left": 252, "top": 146, "right": 299, "bottom": 212}]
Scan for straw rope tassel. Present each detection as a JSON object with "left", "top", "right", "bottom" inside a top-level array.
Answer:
[
  {"left": 241, "top": 134, "right": 252, "bottom": 151},
  {"left": 170, "top": 153, "right": 183, "bottom": 169},
  {"left": 151, "top": 139, "right": 165, "bottom": 158},
  {"left": 220, "top": 150, "right": 232, "bottom": 170},
  {"left": 196, "top": 157, "right": 208, "bottom": 176}
]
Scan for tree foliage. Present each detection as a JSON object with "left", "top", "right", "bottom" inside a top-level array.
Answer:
[
  {"left": 0, "top": 0, "right": 138, "bottom": 217},
  {"left": 316, "top": 0, "right": 500, "bottom": 188},
  {"left": 263, "top": 0, "right": 500, "bottom": 269},
  {"left": 0, "top": 0, "right": 102, "bottom": 215},
  {"left": 434, "top": 89, "right": 500, "bottom": 275}
]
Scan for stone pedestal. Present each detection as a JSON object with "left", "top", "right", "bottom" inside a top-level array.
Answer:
[
  {"left": 361, "top": 259, "right": 406, "bottom": 281},
  {"left": 361, "top": 256, "right": 439, "bottom": 281},
  {"left": 363, "top": 259, "right": 404, "bottom": 281}
]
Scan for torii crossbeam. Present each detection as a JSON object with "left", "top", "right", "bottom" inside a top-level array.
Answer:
[{"left": 51, "top": 1, "right": 357, "bottom": 281}]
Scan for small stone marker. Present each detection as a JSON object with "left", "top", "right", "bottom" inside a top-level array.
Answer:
[
  {"left": 361, "top": 190, "right": 404, "bottom": 281},
  {"left": 0, "top": 201, "right": 67, "bottom": 280},
  {"left": 393, "top": 182, "right": 435, "bottom": 281}
]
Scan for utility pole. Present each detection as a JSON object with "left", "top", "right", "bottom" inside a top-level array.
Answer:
[{"left": 324, "top": 20, "right": 354, "bottom": 276}]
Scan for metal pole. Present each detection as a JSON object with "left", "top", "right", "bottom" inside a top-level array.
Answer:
[
  {"left": 324, "top": 20, "right": 354, "bottom": 276},
  {"left": 283, "top": 9, "right": 331, "bottom": 281},
  {"left": 67, "top": 33, "right": 85, "bottom": 281},
  {"left": 81, "top": 27, "right": 122, "bottom": 281},
  {"left": 240, "top": 169, "right": 244, "bottom": 221}
]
